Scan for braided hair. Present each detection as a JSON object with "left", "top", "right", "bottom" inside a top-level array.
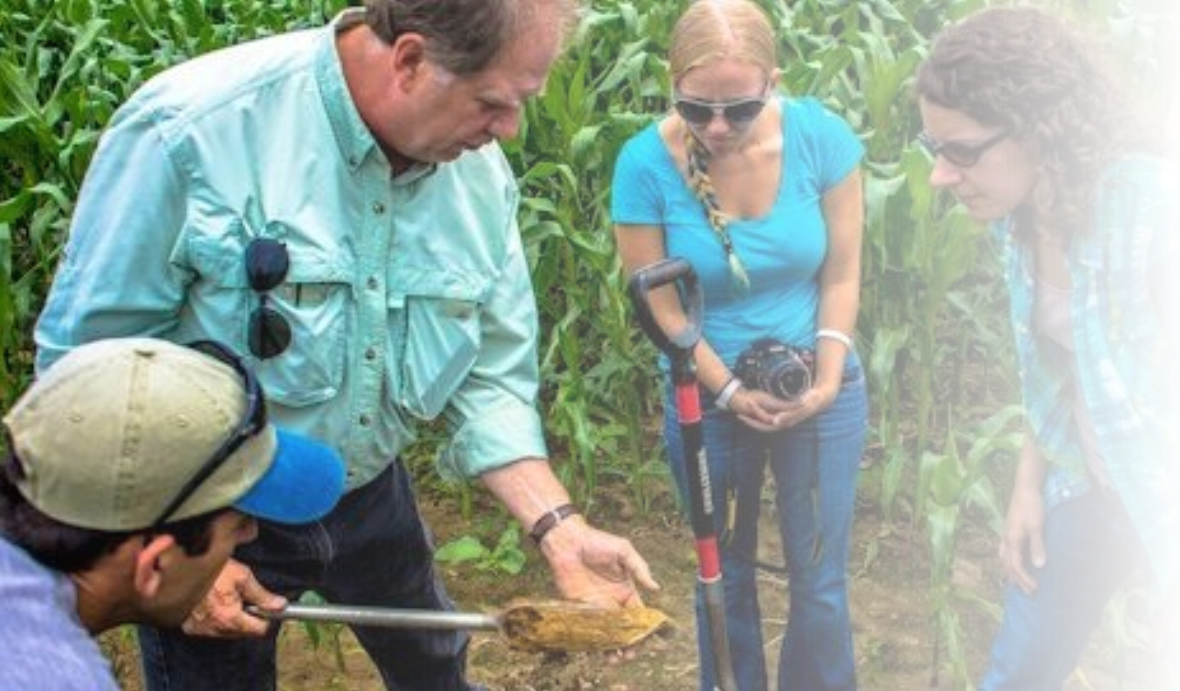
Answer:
[{"left": 683, "top": 127, "right": 750, "bottom": 293}]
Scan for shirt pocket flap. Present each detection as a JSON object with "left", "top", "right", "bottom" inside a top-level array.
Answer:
[
  {"left": 187, "top": 236, "right": 351, "bottom": 408},
  {"left": 390, "top": 268, "right": 490, "bottom": 419}
]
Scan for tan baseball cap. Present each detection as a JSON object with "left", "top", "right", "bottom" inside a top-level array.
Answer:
[{"left": 2, "top": 338, "right": 344, "bottom": 531}]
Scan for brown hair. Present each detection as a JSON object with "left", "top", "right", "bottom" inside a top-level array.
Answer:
[
  {"left": 365, "top": 0, "right": 581, "bottom": 75},
  {"left": 1, "top": 445, "right": 226, "bottom": 573},
  {"left": 915, "top": 6, "right": 1152, "bottom": 240}
]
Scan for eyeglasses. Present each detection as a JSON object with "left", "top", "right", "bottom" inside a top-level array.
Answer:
[
  {"left": 245, "top": 238, "right": 292, "bottom": 359},
  {"left": 150, "top": 340, "right": 268, "bottom": 528},
  {"left": 673, "top": 93, "right": 769, "bottom": 128},
  {"left": 917, "top": 130, "right": 1008, "bottom": 168}
]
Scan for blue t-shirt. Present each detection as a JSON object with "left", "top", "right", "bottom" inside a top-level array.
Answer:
[
  {"left": 611, "top": 96, "right": 863, "bottom": 366},
  {"left": 0, "top": 538, "right": 120, "bottom": 690}
]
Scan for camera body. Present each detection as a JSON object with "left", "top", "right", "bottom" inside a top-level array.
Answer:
[{"left": 734, "top": 338, "right": 815, "bottom": 401}]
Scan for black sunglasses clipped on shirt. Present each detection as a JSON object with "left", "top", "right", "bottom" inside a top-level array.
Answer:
[
  {"left": 244, "top": 238, "right": 292, "bottom": 359},
  {"left": 150, "top": 340, "right": 268, "bottom": 528}
]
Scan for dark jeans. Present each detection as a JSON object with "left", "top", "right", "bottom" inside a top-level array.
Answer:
[
  {"left": 665, "top": 365, "right": 868, "bottom": 691},
  {"left": 139, "top": 461, "right": 480, "bottom": 691}
]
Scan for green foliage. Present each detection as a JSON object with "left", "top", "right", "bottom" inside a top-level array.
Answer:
[
  {"left": 435, "top": 525, "right": 528, "bottom": 576},
  {"left": 3, "top": 0, "right": 1171, "bottom": 684}
]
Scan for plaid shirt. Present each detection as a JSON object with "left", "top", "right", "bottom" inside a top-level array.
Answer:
[{"left": 993, "top": 155, "right": 1179, "bottom": 600}]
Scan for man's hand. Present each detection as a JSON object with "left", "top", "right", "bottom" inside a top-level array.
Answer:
[
  {"left": 539, "top": 516, "right": 659, "bottom": 608},
  {"left": 181, "top": 558, "right": 285, "bottom": 637}
]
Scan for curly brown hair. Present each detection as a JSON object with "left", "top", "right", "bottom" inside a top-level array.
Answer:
[{"left": 915, "top": 6, "right": 1154, "bottom": 241}]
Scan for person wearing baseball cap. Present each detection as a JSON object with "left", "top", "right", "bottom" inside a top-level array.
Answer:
[{"left": 0, "top": 338, "right": 345, "bottom": 690}]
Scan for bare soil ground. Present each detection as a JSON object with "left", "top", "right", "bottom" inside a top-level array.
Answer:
[{"left": 104, "top": 478, "right": 1156, "bottom": 690}]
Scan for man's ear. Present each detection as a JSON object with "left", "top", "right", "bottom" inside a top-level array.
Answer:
[
  {"left": 389, "top": 32, "right": 431, "bottom": 91},
  {"left": 132, "top": 534, "right": 177, "bottom": 599}
]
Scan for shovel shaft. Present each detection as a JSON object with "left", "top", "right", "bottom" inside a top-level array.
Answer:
[
  {"left": 248, "top": 603, "right": 500, "bottom": 632},
  {"left": 629, "top": 259, "right": 737, "bottom": 691}
]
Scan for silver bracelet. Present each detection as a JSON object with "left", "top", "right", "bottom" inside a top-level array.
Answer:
[
  {"left": 816, "top": 328, "right": 853, "bottom": 350},
  {"left": 715, "top": 376, "right": 743, "bottom": 410}
]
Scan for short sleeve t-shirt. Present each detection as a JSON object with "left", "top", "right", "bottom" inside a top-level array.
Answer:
[{"left": 612, "top": 96, "right": 863, "bottom": 366}]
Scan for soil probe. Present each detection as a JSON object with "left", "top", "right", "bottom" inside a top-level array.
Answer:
[
  {"left": 628, "top": 258, "right": 738, "bottom": 691},
  {"left": 247, "top": 600, "right": 668, "bottom": 653}
]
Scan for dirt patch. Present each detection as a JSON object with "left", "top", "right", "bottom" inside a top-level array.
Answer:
[{"left": 104, "top": 479, "right": 1156, "bottom": 690}]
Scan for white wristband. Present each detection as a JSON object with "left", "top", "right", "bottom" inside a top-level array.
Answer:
[
  {"left": 816, "top": 328, "right": 853, "bottom": 350},
  {"left": 715, "top": 376, "right": 743, "bottom": 410}
]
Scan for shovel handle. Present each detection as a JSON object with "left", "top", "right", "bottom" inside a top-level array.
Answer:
[
  {"left": 627, "top": 257, "right": 703, "bottom": 360},
  {"left": 247, "top": 603, "right": 500, "bottom": 632}
]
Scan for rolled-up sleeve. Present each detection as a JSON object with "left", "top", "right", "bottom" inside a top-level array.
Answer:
[{"left": 35, "top": 104, "right": 190, "bottom": 373}]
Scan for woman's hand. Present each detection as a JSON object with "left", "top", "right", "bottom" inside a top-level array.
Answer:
[
  {"left": 729, "top": 384, "right": 838, "bottom": 432},
  {"left": 998, "top": 483, "right": 1046, "bottom": 594}
]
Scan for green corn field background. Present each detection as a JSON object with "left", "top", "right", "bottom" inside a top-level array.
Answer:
[{"left": 1, "top": 0, "right": 1174, "bottom": 686}]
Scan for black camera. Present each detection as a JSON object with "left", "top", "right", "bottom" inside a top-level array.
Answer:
[{"left": 734, "top": 338, "right": 815, "bottom": 401}]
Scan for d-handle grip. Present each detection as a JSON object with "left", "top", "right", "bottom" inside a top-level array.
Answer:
[{"left": 627, "top": 258, "right": 704, "bottom": 358}]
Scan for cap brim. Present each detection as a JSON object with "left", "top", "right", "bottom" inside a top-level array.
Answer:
[{"left": 233, "top": 428, "right": 344, "bottom": 524}]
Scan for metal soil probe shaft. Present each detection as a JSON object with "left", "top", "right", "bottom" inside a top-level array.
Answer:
[{"left": 249, "top": 603, "right": 499, "bottom": 631}]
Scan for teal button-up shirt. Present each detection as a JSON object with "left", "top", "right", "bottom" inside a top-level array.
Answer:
[
  {"left": 35, "top": 10, "right": 548, "bottom": 486},
  {"left": 993, "top": 155, "right": 1179, "bottom": 600}
]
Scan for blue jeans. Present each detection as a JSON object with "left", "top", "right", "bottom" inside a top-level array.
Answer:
[
  {"left": 979, "top": 489, "right": 1141, "bottom": 691},
  {"left": 139, "top": 461, "right": 481, "bottom": 691},
  {"left": 664, "top": 364, "right": 867, "bottom": 691}
]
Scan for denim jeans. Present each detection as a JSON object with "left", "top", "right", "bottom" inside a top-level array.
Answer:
[
  {"left": 979, "top": 489, "right": 1141, "bottom": 691},
  {"left": 139, "top": 460, "right": 481, "bottom": 691},
  {"left": 664, "top": 364, "right": 867, "bottom": 691}
]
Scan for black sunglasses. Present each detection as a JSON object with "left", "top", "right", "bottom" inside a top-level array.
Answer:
[
  {"left": 917, "top": 130, "right": 1008, "bottom": 168},
  {"left": 245, "top": 238, "right": 292, "bottom": 359},
  {"left": 673, "top": 94, "right": 768, "bottom": 127},
  {"left": 150, "top": 340, "right": 268, "bottom": 528}
]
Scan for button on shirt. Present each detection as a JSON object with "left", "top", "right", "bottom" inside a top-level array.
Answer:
[{"left": 34, "top": 9, "right": 547, "bottom": 485}]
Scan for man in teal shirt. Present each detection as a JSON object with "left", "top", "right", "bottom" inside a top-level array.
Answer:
[{"left": 34, "top": 1, "right": 657, "bottom": 689}]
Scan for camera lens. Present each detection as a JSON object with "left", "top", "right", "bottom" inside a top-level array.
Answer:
[{"left": 767, "top": 358, "right": 811, "bottom": 400}]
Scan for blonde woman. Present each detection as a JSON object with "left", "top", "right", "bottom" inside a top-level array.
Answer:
[{"left": 612, "top": 1, "right": 866, "bottom": 689}]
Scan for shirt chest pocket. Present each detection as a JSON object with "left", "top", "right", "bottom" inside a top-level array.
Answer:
[
  {"left": 189, "top": 237, "right": 352, "bottom": 407},
  {"left": 390, "top": 272, "right": 489, "bottom": 420}
]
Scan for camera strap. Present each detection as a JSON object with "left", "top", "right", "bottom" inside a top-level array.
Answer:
[{"left": 718, "top": 422, "right": 825, "bottom": 577}]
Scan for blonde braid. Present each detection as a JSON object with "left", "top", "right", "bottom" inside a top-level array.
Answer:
[{"left": 683, "top": 128, "right": 751, "bottom": 293}]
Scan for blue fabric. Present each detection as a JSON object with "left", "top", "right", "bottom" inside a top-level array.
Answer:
[
  {"left": 663, "top": 366, "right": 867, "bottom": 691},
  {"left": 33, "top": 8, "right": 547, "bottom": 486},
  {"left": 991, "top": 155, "right": 1179, "bottom": 602},
  {"left": 138, "top": 461, "right": 483, "bottom": 691},
  {"left": 0, "top": 539, "right": 120, "bottom": 690},
  {"left": 612, "top": 96, "right": 865, "bottom": 365},
  {"left": 232, "top": 428, "right": 345, "bottom": 524},
  {"left": 979, "top": 491, "right": 1140, "bottom": 691}
]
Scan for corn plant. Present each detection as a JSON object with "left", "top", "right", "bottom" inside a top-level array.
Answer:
[
  {"left": 506, "top": 0, "right": 685, "bottom": 508},
  {"left": 3, "top": 0, "right": 1173, "bottom": 685},
  {"left": 0, "top": 0, "right": 346, "bottom": 410}
]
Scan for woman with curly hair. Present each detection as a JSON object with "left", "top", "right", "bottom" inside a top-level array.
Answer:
[{"left": 916, "top": 7, "right": 1178, "bottom": 689}]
